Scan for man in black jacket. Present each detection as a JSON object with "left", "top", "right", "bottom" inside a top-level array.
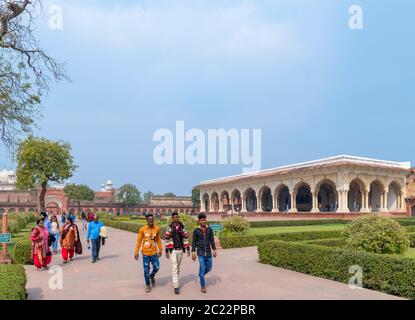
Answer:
[
  {"left": 192, "top": 213, "right": 217, "bottom": 293},
  {"left": 165, "top": 212, "right": 191, "bottom": 295}
]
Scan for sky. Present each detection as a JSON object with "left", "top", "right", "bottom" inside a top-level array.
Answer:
[{"left": 0, "top": 0, "right": 414, "bottom": 195}]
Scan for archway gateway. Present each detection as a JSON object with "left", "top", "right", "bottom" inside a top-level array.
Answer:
[
  {"left": 348, "top": 178, "right": 365, "bottom": 212},
  {"left": 387, "top": 181, "right": 402, "bottom": 211},
  {"left": 221, "top": 191, "right": 231, "bottom": 213},
  {"left": 211, "top": 192, "right": 219, "bottom": 212},
  {"left": 231, "top": 190, "right": 242, "bottom": 213},
  {"left": 202, "top": 193, "right": 210, "bottom": 212},
  {"left": 46, "top": 202, "right": 60, "bottom": 215},
  {"left": 260, "top": 186, "right": 272, "bottom": 212},
  {"left": 244, "top": 188, "right": 257, "bottom": 212},
  {"left": 275, "top": 185, "right": 290, "bottom": 212},
  {"left": 369, "top": 180, "right": 384, "bottom": 212},
  {"left": 295, "top": 183, "right": 312, "bottom": 212},
  {"left": 317, "top": 180, "right": 338, "bottom": 212}
]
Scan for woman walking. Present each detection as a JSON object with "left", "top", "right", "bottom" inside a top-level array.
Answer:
[
  {"left": 50, "top": 215, "right": 60, "bottom": 254},
  {"left": 30, "top": 219, "right": 52, "bottom": 271},
  {"left": 60, "top": 218, "right": 79, "bottom": 263}
]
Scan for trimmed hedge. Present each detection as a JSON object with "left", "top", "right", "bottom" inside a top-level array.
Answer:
[
  {"left": 249, "top": 219, "right": 349, "bottom": 228},
  {"left": 258, "top": 240, "right": 415, "bottom": 299},
  {"left": 101, "top": 219, "right": 166, "bottom": 238},
  {"left": 12, "top": 239, "right": 33, "bottom": 265},
  {"left": 0, "top": 213, "right": 37, "bottom": 234},
  {"left": 300, "top": 237, "right": 346, "bottom": 247},
  {"left": 0, "top": 264, "right": 27, "bottom": 300},
  {"left": 219, "top": 230, "right": 344, "bottom": 249}
]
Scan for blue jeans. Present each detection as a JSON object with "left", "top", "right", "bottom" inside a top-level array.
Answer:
[
  {"left": 143, "top": 254, "right": 160, "bottom": 286},
  {"left": 198, "top": 255, "right": 213, "bottom": 287},
  {"left": 51, "top": 232, "right": 60, "bottom": 252},
  {"left": 91, "top": 237, "right": 101, "bottom": 261}
]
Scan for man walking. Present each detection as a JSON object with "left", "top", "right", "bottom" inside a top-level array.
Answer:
[
  {"left": 165, "top": 212, "right": 191, "bottom": 295},
  {"left": 192, "top": 213, "right": 217, "bottom": 293},
  {"left": 86, "top": 214, "right": 104, "bottom": 263},
  {"left": 134, "top": 214, "right": 162, "bottom": 293}
]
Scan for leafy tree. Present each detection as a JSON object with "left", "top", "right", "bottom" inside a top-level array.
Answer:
[
  {"left": 15, "top": 136, "right": 77, "bottom": 212},
  {"left": 143, "top": 191, "right": 154, "bottom": 203},
  {"left": 64, "top": 184, "right": 95, "bottom": 212},
  {"left": 117, "top": 184, "right": 141, "bottom": 213},
  {"left": 163, "top": 192, "right": 176, "bottom": 197},
  {"left": 192, "top": 188, "right": 200, "bottom": 208},
  {"left": 0, "top": 1, "right": 68, "bottom": 149}
]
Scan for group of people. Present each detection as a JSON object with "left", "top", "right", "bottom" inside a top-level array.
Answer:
[
  {"left": 134, "top": 212, "right": 217, "bottom": 294},
  {"left": 30, "top": 211, "right": 107, "bottom": 271},
  {"left": 31, "top": 210, "right": 217, "bottom": 294}
]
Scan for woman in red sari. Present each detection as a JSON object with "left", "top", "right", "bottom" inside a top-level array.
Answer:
[{"left": 30, "top": 219, "right": 52, "bottom": 271}]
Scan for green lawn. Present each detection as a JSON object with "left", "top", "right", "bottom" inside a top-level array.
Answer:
[
  {"left": 404, "top": 248, "right": 415, "bottom": 259},
  {"left": 8, "top": 223, "right": 35, "bottom": 256},
  {"left": 247, "top": 224, "right": 347, "bottom": 235}
]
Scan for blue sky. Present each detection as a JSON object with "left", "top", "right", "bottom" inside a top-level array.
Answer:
[{"left": 1, "top": 0, "right": 414, "bottom": 195}]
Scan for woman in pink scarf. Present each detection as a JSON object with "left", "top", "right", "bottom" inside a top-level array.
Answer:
[{"left": 30, "top": 219, "right": 52, "bottom": 271}]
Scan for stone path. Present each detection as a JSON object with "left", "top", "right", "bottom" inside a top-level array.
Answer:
[{"left": 24, "top": 223, "right": 402, "bottom": 300}]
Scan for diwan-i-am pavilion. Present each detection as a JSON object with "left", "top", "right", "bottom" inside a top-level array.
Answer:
[{"left": 196, "top": 155, "right": 412, "bottom": 216}]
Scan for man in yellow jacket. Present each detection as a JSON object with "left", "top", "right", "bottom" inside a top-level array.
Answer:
[{"left": 134, "top": 213, "right": 163, "bottom": 292}]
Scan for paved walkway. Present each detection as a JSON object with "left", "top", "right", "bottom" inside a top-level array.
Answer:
[{"left": 25, "top": 223, "right": 402, "bottom": 300}]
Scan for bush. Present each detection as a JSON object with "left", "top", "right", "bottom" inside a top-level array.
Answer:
[
  {"left": 249, "top": 219, "right": 349, "bottom": 228},
  {"left": 343, "top": 215, "right": 410, "bottom": 254},
  {"left": 258, "top": 240, "right": 415, "bottom": 299},
  {"left": 220, "top": 230, "right": 344, "bottom": 248},
  {"left": 0, "top": 264, "right": 27, "bottom": 300},
  {"left": 301, "top": 237, "right": 346, "bottom": 247},
  {"left": 102, "top": 219, "right": 166, "bottom": 238},
  {"left": 222, "top": 216, "right": 250, "bottom": 236},
  {"left": 12, "top": 239, "right": 33, "bottom": 265},
  {"left": 166, "top": 212, "right": 198, "bottom": 232}
]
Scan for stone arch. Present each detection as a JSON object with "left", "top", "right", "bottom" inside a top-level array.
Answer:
[
  {"left": 315, "top": 179, "right": 338, "bottom": 212},
  {"left": 387, "top": 181, "right": 402, "bottom": 211},
  {"left": 211, "top": 192, "right": 219, "bottom": 212},
  {"left": 369, "top": 179, "right": 385, "bottom": 212},
  {"left": 294, "top": 182, "right": 312, "bottom": 212},
  {"left": 275, "top": 184, "right": 291, "bottom": 212},
  {"left": 46, "top": 201, "right": 60, "bottom": 215},
  {"left": 220, "top": 191, "right": 231, "bottom": 213},
  {"left": 231, "top": 189, "right": 242, "bottom": 213},
  {"left": 202, "top": 193, "right": 210, "bottom": 212},
  {"left": 348, "top": 178, "right": 366, "bottom": 212},
  {"left": 0, "top": 208, "right": 5, "bottom": 214},
  {"left": 244, "top": 188, "right": 257, "bottom": 212},
  {"left": 259, "top": 185, "right": 272, "bottom": 212}
]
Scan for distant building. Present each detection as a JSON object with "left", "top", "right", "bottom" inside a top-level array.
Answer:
[{"left": 0, "top": 169, "right": 17, "bottom": 191}]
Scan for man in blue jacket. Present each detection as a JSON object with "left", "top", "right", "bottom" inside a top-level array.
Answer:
[{"left": 86, "top": 214, "right": 104, "bottom": 263}]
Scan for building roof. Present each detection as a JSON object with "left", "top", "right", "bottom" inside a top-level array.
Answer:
[{"left": 197, "top": 155, "right": 411, "bottom": 188}]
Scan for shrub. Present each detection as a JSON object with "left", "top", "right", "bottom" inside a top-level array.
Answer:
[
  {"left": 343, "top": 215, "right": 410, "bottom": 254},
  {"left": 166, "top": 212, "right": 198, "bottom": 232},
  {"left": 258, "top": 240, "right": 415, "bottom": 299},
  {"left": 249, "top": 219, "right": 349, "bottom": 228},
  {"left": 0, "top": 264, "right": 27, "bottom": 300},
  {"left": 102, "top": 219, "right": 166, "bottom": 238},
  {"left": 222, "top": 216, "right": 250, "bottom": 236},
  {"left": 220, "top": 230, "right": 344, "bottom": 248},
  {"left": 301, "top": 237, "right": 346, "bottom": 247},
  {"left": 12, "top": 239, "right": 33, "bottom": 265}
]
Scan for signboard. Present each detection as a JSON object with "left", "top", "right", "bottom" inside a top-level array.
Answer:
[
  {"left": 210, "top": 224, "right": 223, "bottom": 236},
  {"left": 0, "top": 233, "right": 11, "bottom": 244}
]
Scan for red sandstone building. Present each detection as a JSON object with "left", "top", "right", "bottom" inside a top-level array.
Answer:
[{"left": 0, "top": 176, "right": 196, "bottom": 216}]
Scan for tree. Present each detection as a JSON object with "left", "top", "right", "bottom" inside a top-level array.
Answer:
[
  {"left": 143, "top": 191, "right": 154, "bottom": 203},
  {"left": 0, "top": 1, "right": 68, "bottom": 148},
  {"left": 15, "top": 136, "right": 77, "bottom": 212},
  {"left": 64, "top": 184, "right": 95, "bottom": 213},
  {"left": 163, "top": 192, "right": 176, "bottom": 197},
  {"left": 192, "top": 188, "right": 200, "bottom": 208},
  {"left": 117, "top": 184, "right": 141, "bottom": 213}
]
